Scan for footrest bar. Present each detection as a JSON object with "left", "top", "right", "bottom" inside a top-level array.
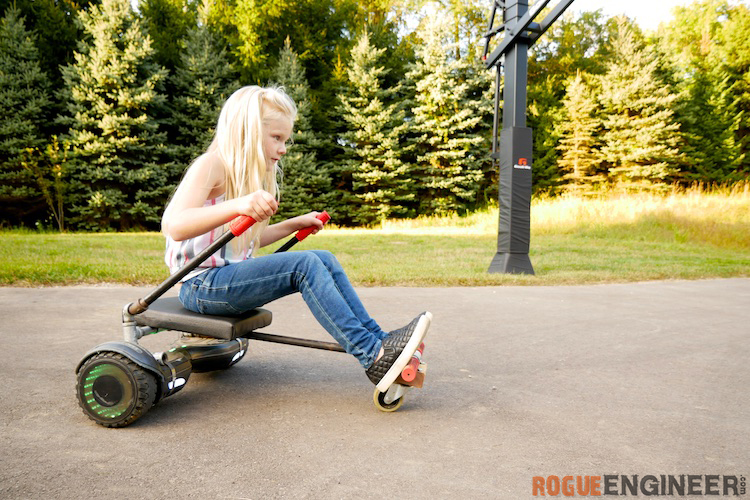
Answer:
[{"left": 245, "top": 331, "right": 347, "bottom": 353}]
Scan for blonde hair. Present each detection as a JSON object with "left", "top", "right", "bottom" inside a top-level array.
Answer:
[{"left": 210, "top": 85, "right": 297, "bottom": 252}]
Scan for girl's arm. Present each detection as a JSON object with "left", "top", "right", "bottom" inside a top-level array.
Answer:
[
  {"left": 259, "top": 212, "right": 326, "bottom": 247},
  {"left": 162, "top": 152, "right": 278, "bottom": 241}
]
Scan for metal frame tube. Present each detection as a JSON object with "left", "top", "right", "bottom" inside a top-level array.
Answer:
[{"left": 245, "top": 331, "right": 346, "bottom": 353}]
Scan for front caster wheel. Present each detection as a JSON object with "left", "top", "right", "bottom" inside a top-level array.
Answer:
[
  {"left": 76, "top": 351, "right": 157, "bottom": 428},
  {"left": 373, "top": 387, "right": 404, "bottom": 412}
]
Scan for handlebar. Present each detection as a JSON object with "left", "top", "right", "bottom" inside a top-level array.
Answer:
[
  {"left": 295, "top": 211, "right": 330, "bottom": 241},
  {"left": 229, "top": 215, "right": 258, "bottom": 236}
]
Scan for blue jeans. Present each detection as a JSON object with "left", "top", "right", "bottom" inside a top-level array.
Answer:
[{"left": 179, "top": 250, "right": 386, "bottom": 368}]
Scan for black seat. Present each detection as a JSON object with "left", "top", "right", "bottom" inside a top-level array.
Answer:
[{"left": 134, "top": 297, "right": 272, "bottom": 340}]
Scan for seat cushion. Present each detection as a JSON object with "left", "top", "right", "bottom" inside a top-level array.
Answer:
[{"left": 134, "top": 297, "right": 272, "bottom": 340}]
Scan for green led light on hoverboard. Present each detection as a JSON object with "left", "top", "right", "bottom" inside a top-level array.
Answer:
[{"left": 82, "top": 363, "right": 130, "bottom": 419}]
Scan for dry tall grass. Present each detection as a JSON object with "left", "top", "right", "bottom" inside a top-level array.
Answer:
[
  {"left": 531, "top": 183, "right": 750, "bottom": 249},
  {"left": 344, "top": 183, "right": 750, "bottom": 250}
]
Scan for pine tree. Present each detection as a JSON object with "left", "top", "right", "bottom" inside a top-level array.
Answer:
[
  {"left": 270, "top": 38, "right": 334, "bottom": 220},
  {"left": 138, "top": 0, "right": 199, "bottom": 148},
  {"left": 407, "top": 12, "right": 490, "bottom": 215},
  {"left": 138, "top": 0, "right": 197, "bottom": 74},
  {"left": 715, "top": 2, "right": 750, "bottom": 175},
  {"left": 528, "top": 11, "right": 618, "bottom": 193},
  {"left": 229, "top": 0, "right": 355, "bottom": 87},
  {"left": 59, "top": 0, "right": 171, "bottom": 230},
  {"left": 0, "top": 0, "right": 88, "bottom": 106},
  {"left": 168, "top": 0, "right": 239, "bottom": 169},
  {"left": 660, "top": 0, "right": 744, "bottom": 183},
  {"left": 528, "top": 76, "right": 566, "bottom": 195},
  {"left": 338, "top": 30, "right": 414, "bottom": 225},
  {"left": 677, "top": 68, "right": 743, "bottom": 182},
  {"left": 557, "top": 71, "right": 604, "bottom": 193},
  {"left": 598, "top": 18, "right": 683, "bottom": 191},
  {"left": 0, "top": 7, "right": 52, "bottom": 226}
]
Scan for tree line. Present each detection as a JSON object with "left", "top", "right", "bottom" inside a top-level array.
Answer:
[{"left": 1, "top": 0, "right": 748, "bottom": 231}]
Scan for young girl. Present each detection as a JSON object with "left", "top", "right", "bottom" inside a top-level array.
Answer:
[{"left": 162, "top": 85, "right": 431, "bottom": 390}]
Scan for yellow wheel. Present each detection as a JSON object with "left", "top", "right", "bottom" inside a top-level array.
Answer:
[{"left": 373, "top": 387, "right": 404, "bottom": 412}]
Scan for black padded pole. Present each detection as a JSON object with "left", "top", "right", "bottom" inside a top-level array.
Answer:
[
  {"left": 482, "top": 0, "right": 575, "bottom": 274},
  {"left": 488, "top": 0, "right": 534, "bottom": 274}
]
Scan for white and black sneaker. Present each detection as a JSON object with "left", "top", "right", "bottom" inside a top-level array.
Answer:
[{"left": 365, "top": 312, "right": 432, "bottom": 392}]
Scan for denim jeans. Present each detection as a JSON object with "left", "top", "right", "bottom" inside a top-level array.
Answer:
[{"left": 179, "top": 250, "right": 386, "bottom": 368}]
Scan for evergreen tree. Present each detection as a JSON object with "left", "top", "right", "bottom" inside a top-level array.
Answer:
[
  {"left": 168, "top": 0, "right": 239, "bottom": 169},
  {"left": 139, "top": 0, "right": 199, "bottom": 158},
  {"left": 228, "top": 0, "right": 363, "bottom": 161},
  {"left": 528, "top": 76, "right": 566, "bottom": 194},
  {"left": 464, "top": 44, "right": 497, "bottom": 207},
  {"left": 660, "top": 0, "right": 744, "bottom": 182},
  {"left": 338, "top": 30, "right": 414, "bottom": 225},
  {"left": 715, "top": 2, "right": 750, "bottom": 175},
  {"left": 556, "top": 71, "right": 604, "bottom": 193},
  {"left": 527, "top": 11, "right": 618, "bottom": 194},
  {"left": 59, "top": 0, "right": 172, "bottom": 230},
  {"left": 139, "top": 0, "right": 197, "bottom": 74},
  {"left": 529, "top": 10, "right": 617, "bottom": 82},
  {"left": 0, "top": 0, "right": 90, "bottom": 104},
  {"left": 229, "top": 0, "right": 356, "bottom": 87},
  {"left": 598, "top": 18, "right": 682, "bottom": 191},
  {"left": 407, "top": 12, "right": 490, "bottom": 215},
  {"left": 270, "top": 38, "right": 334, "bottom": 220},
  {"left": 0, "top": 7, "right": 52, "bottom": 226},
  {"left": 677, "top": 68, "right": 743, "bottom": 182},
  {"left": 351, "top": 2, "right": 414, "bottom": 91}
]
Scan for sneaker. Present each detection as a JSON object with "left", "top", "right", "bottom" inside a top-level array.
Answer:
[
  {"left": 366, "top": 312, "right": 432, "bottom": 392},
  {"left": 173, "top": 333, "right": 229, "bottom": 348},
  {"left": 386, "top": 316, "right": 421, "bottom": 341}
]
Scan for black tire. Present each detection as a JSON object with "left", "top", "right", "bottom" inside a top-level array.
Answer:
[{"left": 76, "top": 351, "right": 157, "bottom": 428}]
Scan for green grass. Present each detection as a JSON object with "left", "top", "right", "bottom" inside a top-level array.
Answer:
[{"left": 2, "top": 185, "right": 749, "bottom": 286}]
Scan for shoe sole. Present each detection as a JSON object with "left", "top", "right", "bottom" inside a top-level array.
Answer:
[{"left": 375, "top": 311, "right": 432, "bottom": 392}]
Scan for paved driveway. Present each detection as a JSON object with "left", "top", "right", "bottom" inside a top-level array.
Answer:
[{"left": 1, "top": 279, "right": 748, "bottom": 498}]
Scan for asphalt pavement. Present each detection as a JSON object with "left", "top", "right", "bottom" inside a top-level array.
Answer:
[{"left": 1, "top": 279, "right": 748, "bottom": 499}]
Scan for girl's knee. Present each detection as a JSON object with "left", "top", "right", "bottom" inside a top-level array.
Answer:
[
  {"left": 310, "top": 250, "right": 337, "bottom": 266},
  {"left": 293, "top": 251, "right": 326, "bottom": 272},
  {"left": 288, "top": 251, "right": 330, "bottom": 288}
]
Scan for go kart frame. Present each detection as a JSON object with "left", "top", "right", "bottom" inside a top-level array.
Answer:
[{"left": 75, "top": 213, "right": 427, "bottom": 428}]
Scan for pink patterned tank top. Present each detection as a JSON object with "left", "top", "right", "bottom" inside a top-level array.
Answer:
[{"left": 164, "top": 194, "right": 254, "bottom": 281}]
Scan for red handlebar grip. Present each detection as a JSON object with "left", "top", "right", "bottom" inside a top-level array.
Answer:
[
  {"left": 230, "top": 216, "right": 257, "bottom": 236},
  {"left": 295, "top": 211, "right": 331, "bottom": 241},
  {"left": 400, "top": 343, "right": 425, "bottom": 382}
]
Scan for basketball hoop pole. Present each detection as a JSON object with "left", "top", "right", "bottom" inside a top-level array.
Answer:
[{"left": 482, "top": 0, "right": 575, "bottom": 274}]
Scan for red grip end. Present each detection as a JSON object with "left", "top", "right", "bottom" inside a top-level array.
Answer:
[
  {"left": 230, "top": 216, "right": 257, "bottom": 236},
  {"left": 295, "top": 211, "right": 331, "bottom": 242},
  {"left": 400, "top": 343, "right": 425, "bottom": 382}
]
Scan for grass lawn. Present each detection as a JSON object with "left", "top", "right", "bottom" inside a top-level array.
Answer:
[{"left": 2, "top": 186, "right": 748, "bottom": 286}]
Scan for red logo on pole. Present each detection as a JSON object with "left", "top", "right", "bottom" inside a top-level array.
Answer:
[{"left": 518, "top": 158, "right": 528, "bottom": 165}]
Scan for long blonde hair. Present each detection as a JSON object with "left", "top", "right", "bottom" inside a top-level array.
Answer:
[{"left": 210, "top": 85, "right": 297, "bottom": 252}]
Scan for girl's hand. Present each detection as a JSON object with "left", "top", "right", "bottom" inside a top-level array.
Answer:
[
  {"left": 294, "top": 212, "right": 325, "bottom": 235},
  {"left": 237, "top": 190, "right": 278, "bottom": 222}
]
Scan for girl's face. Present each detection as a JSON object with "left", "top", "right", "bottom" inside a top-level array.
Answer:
[{"left": 262, "top": 116, "right": 293, "bottom": 171}]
